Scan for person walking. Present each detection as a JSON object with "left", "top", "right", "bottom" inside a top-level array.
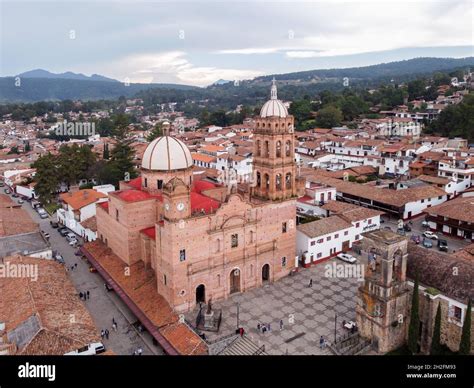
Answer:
[
  {"left": 79, "top": 292, "right": 84, "bottom": 300},
  {"left": 100, "top": 330, "right": 105, "bottom": 339},
  {"left": 279, "top": 319, "right": 284, "bottom": 331},
  {"left": 86, "top": 290, "right": 90, "bottom": 300},
  {"left": 257, "top": 322, "right": 261, "bottom": 332},
  {"left": 112, "top": 322, "right": 117, "bottom": 332},
  {"left": 319, "top": 336, "right": 324, "bottom": 349},
  {"left": 105, "top": 329, "right": 109, "bottom": 340}
]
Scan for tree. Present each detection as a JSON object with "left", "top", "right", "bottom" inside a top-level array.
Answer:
[
  {"left": 105, "top": 122, "right": 137, "bottom": 187},
  {"left": 408, "top": 273, "right": 420, "bottom": 354},
  {"left": 32, "top": 153, "right": 59, "bottom": 204},
  {"left": 147, "top": 123, "right": 163, "bottom": 142},
  {"left": 315, "top": 105, "right": 342, "bottom": 128},
  {"left": 103, "top": 143, "right": 110, "bottom": 160},
  {"left": 430, "top": 303, "right": 442, "bottom": 355},
  {"left": 459, "top": 299, "right": 472, "bottom": 355},
  {"left": 24, "top": 142, "right": 31, "bottom": 152}
]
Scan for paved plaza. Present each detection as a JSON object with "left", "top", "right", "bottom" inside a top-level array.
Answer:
[{"left": 187, "top": 255, "right": 368, "bottom": 355}]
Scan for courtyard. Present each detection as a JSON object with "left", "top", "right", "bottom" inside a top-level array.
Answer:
[{"left": 186, "top": 255, "right": 367, "bottom": 355}]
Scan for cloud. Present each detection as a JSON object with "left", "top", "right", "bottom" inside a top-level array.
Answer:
[
  {"left": 105, "top": 51, "right": 262, "bottom": 86},
  {"left": 216, "top": 48, "right": 280, "bottom": 55}
]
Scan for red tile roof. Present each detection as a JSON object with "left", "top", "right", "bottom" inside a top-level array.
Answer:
[
  {"left": 190, "top": 192, "right": 220, "bottom": 214},
  {"left": 140, "top": 226, "right": 156, "bottom": 240},
  {"left": 192, "top": 180, "right": 216, "bottom": 194}
]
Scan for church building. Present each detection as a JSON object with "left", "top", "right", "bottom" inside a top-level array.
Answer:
[{"left": 95, "top": 81, "right": 303, "bottom": 312}]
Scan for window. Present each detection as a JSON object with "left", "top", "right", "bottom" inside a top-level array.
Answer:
[
  {"left": 317, "top": 238, "right": 324, "bottom": 243},
  {"left": 368, "top": 219, "right": 372, "bottom": 225},
  {"left": 327, "top": 236, "right": 331, "bottom": 241},
  {"left": 179, "top": 249, "right": 186, "bottom": 262},
  {"left": 355, "top": 235, "right": 360, "bottom": 240},
  {"left": 157, "top": 179, "right": 163, "bottom": 190},
  {"left": 281, "top": 257, "right": 287, "bottom": 267},
  {"left": 421, "top": 199, "right": 425, "bottom": 203},
  {"left": 317, "top": 253, "right": 322, "bottom": 258},
  {"left": 356, "top": 222, "right": 360, "bottom": 228},
  {"left": 334, "top": 234, "right": 339, "bottom": 239},
  {"left": 282, "top": 222, "right": 287, "bottom": 233},
  {"left": 311, "top": 241, "right": 316, "bottom": 246},
  {"left": 231, "top": 234, "right": 238, "bottom": 248},
  {"left": 115, "top": 209, "right": 119, "bottom": 221},
  {"left": 344, "top": 231, "right": 348, "bottom": 236},
  {"left": 163, "top": 274, "right": 167, "bottom": 286},
  {"left": 144, "top": 178, "right": 148, "bottom": 187},
  {"left": 449, "top": 305, "right": 463, "bottom": 322}
]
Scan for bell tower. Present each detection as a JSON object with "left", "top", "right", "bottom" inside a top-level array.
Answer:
[
  {"left": 252, "top": 79, "right": 297, "bottom": 201},
  {"left": 162, "top": 177, "right": 191, "bottom": 221}
]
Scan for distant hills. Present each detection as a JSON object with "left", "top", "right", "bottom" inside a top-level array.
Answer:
[
  {"left": 1, "top": 57, "right": 473, "bottom": 103},
  {"left": 17, "top": 69, "right": 118, "bottom": 82}
]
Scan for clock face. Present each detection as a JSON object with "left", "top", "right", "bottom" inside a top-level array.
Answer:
[{"left": 177, "top": 202, "right": 185, "bottom": 211}]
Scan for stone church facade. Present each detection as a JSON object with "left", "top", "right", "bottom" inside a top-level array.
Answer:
[{"left": 96, "top": 81, "right": 303, "bottom": 313}]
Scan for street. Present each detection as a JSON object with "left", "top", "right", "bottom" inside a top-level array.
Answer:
[
  {"left": 9, "top": 193, "right": 163, "bottom": 356},
  {"left": 381, "top": 214, "right": 470, "bottom": 253}
]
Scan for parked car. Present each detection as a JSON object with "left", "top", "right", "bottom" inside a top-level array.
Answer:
[
  {"left": 41, "top": 230, "right": 50, "bottom": 239},
  {"left": 410, "top": 235, "right": 421, "bottom": 244},
  {"left": 421, "top": 220, "right": 429, "bottom": 228},
  {"left": 64, "top": 342, "right": 105, "bottom": 356},
  {"left": 54, "top": 253, "right": 65, "bottom": 264},
  {"left": 11, "top": 193, "right": 19, "bottom": 198},
  {"left": 58, "top": 227, "right": 69, "bottom": 236},
  {"left": 423, "top": 231, "right": 438, "bottom": 240},
  {"left": 403, "top": 224, "right": 411, "bottom": 232},
  {"left": 336, "top": 253, "right": 357, "bottom": 264},
  {"left": 4, "top": 189, "right": 11, "bottom": 194},
  {"left": 422, "top": 239, "right": 433, "bottom": 248},
  {"left": 0, "top": 181, "right": 4, "bottom": 187},
  {"left": 50, "top": 221, "right": 59, "bottom": 228},
  {"left": 438, "top": 239, "right": 448, "bottom": 252}
]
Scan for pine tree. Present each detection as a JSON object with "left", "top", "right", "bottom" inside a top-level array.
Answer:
[
  {"left": 459, "top": 299, "right": 472, "bottom": 355},
  {"left": 32, "top": 153, "right": 59, "bottom": 204},
  {"left": 430, "top": 303, "right": 442, "bottom": 355},
  {"left": 105, "top": 123, "right": 137, "bottom": 187},
  {"left": 147, "top": 123, "right": 163, "bottom": 142},
  {"left": 103, "top": 143, "right": 110, "bottom": 160},
  {"left": 408, "top": 273, "right": 420, "bottom": 354}
]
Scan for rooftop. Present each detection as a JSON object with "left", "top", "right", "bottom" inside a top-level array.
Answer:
[
  {"left": 0, "top": 255, "right": 100, "bottom": 355},
  {"left": 60, "top": 189, "right": 107, "bottom": 210},
  {"left": 297, "top": 215, "right": 352, "bottom": 238}
]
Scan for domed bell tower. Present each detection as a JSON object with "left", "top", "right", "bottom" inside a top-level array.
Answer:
[{"left": 252, "top": 78, "right": 297, "bottom": 201}]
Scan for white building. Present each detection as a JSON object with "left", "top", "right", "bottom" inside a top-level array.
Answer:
[
  {"left": 296, "top": 204, "right": 383, "bottom": 267},
  {"left": 57, "top": 189, "right": 108, "bottom": 241}
]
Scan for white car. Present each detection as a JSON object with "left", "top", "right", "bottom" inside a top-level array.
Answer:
[
  {"left": 423, "top": 231, "right": 438, "bottom": 240},
  {"left": 336, "top": 253, "right": 357, "bottom": 264},
  {"left": 421, "top": 220, "right": 429, "bottom": 227}
]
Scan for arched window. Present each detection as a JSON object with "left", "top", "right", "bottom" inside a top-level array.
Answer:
[
  {"left": 216, "top": 238, "right": 221, "bottom": 253},
  {"left": 256, "top": 171, "right": 261, "bottom": 187},
  {"left": 264, "top": 141, "right": 270, "bottom": 158},
  {"left": 276, "top": 174, "right": 282, "bottom": 190},
  {"left": 276, "top": 141, "right": 282, "bottom": 157},
  {"left": 265, "top": 174, "right": 270, "bottom": 190},
  {"left": 256, "top": 140, "right": 261, "bottom": 157},
  {"left": 285, "top": 173, "right": 292, "bottom": 189},
  {"left": 285, "top": 140, "right": 291, "bottom": 157}
]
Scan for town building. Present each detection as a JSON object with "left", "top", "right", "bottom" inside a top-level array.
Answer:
[{"left": 90, "top": 80, "right": 302, "bottom": 314}]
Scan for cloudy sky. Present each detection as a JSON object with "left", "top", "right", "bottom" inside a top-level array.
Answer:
[{"left": 1, "top": 0, "right": 472, "bottom": 86}]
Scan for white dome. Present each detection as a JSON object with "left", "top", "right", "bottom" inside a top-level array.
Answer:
[
  {"left": 141, "top": 136, "right": 193, "bottom": 171},
  {"left": 259, "top": 77, "right": 288, "bottom": 118},
  {"left": 260, "top": 99, "right": 288, "bottom": 118}
]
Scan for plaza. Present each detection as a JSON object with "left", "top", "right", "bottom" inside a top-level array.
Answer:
[{"left": 186, "top": 255, "right": 367, "bottom": 355}]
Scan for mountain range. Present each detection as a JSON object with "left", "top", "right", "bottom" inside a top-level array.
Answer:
[{"left": 1, "top": 57, "right": 473, "bottom": 103}]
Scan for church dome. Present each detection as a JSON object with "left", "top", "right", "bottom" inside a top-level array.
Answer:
[
  {"left": 259, "top": 78, "right": 288, "bottom": 118},
  {"left": 141, "top": 136, "right": 193, "bottom": 171}
]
